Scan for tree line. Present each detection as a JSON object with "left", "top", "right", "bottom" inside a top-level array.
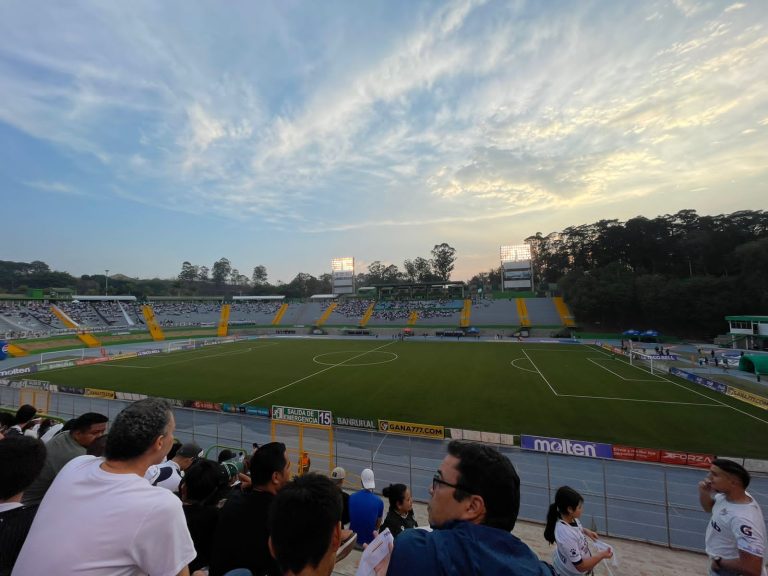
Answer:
[
  {"left": 526, "top": 209, "right": 768, "bottom": 336},
  {"left": 0, "top": 244, "right": 458, "bottom": 300}
]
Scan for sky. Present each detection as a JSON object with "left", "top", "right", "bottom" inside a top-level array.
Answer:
[{"left": 1, "top": 0, "right": 766, "bottom": 284}]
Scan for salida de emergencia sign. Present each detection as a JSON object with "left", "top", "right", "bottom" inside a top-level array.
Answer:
[{"left": 272, "top": 405, "right": 332, "bottom": 426}]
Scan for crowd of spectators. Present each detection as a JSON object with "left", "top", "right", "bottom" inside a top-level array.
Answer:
[
  {"left": 371, "top": 299, "right": 461, "bottom": 321},
  {"left": 2, "top": 398, "right": 763, "bottom": 575}
]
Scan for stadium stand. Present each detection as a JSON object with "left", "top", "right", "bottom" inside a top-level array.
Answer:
[
  {"left": 468, "top": 299, "right": 520, "bottom": 326},
  {"left": 523, "top": 298, "right": 561, "bottom": 325}
]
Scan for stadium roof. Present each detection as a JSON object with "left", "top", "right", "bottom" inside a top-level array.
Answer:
[{"left": 725, "top": 316, "right": 768, "bottom": 322}]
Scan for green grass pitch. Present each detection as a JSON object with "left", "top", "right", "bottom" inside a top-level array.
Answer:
[{"left": 41, "top": 339, "right": 768, "bottom": 458}]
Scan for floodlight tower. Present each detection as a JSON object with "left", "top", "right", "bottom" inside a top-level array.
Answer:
[
  {"left": 331, "top": 257, "right": 355, "bottom": 295},
  {"left": 105, "top": 269, "right": 109, "bottom": 296},
  {"left": 500, "top": 244, "right": 533, "bottom": 293}
]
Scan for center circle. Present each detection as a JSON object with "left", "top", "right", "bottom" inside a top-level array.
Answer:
[{"left": 313, "top": 351, "right": 398, "bottom": 367}]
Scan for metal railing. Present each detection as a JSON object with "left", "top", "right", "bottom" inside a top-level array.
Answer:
[{"left": 2, "top": 386, "right": 766, "bottom": 553}]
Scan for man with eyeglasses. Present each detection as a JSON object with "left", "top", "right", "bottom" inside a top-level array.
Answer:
[{"left": 387, "top": 441, "right": 552, "bottom": 576}]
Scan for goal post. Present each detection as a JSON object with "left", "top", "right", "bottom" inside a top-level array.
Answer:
[{"left": 629, "top": 350, "right": 656, "bottom": 375}]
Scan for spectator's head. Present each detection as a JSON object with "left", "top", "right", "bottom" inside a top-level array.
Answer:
[
  {"left": 217, "top": 448, "right": 235, "bottom": 463},
  {"left": 14, "top": 404, "right": 37, "bottom": 425},
  {"left": 0, "top": 411, "right": 16, "bottom": 432},
  {"left": 544, "top": 486, "right": 583, "bottom": 544},
  {"left": 269, "top": 473, "right": 342, "bottom": 576},
  {"left": 70, "top": 412, "right": 108, "bottom": 448},
  {"left": 330, "top": 466, "right": 345, "bottom": 487},
  {"left": 0, "top": 436, "right": 47, "bottom": 502},
  {"left": 361, "top": 468, "right": 375, "bottom": 491},
  {"left": 174, "top": 442, "right": 202, "bottom": 471},
  {"left": 382, "top": 483, "right": 413, "bottom": 514},
  {"left": 87, "top": 434, "right": 108, "bottom": 457},
  {"left": 249, "top": 442, "right": 290, "bottom": 493},
  {"left": 105, "top": 399, "right": 174, "bottom": 464},
  {"left": 710, "top": 458, "right": 751, "bottom": 491},
  {"left": 180, "top": 458, "right": 223, "bottom": 505},
  {"left": 428, "top": 441, "right": 520, "bottom": 531},
  {"left": 166, "top": 439, "right": 182, "bottom": 461}
]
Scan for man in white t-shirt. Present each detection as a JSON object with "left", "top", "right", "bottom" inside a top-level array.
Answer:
[
  {"left": 13, "top": 398, "right": 196, "bottom": 576},
  {"left": 699, "top": 458, "right": 766, "bottom": 576}
]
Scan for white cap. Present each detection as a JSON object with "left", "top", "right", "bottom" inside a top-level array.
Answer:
[
  {"left": 331, "top": 467, "right": 346, "bottom": 481},
  {"left": 361, "top": 468, "right": 375, "bottom": 490}
]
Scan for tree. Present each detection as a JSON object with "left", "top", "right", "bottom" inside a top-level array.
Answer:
[
  {"left": 431, "top": 243, "right": 456, "bottom": 281},
  {"left": 198, "top": 266, "right": 209, "bottom": 281},
  {"left": 403, "top": 259, "right": 417, "bottom": 282},
  {"left": 178, "top": 261, "right": 197, "bottom": 282},
  {"left": 382, "top": 264, "right": 402, "bottom": 283},
  {"left": 367, "top": 261, "right": 386, "bottom": 284},
  {"left": 413, "top": 257, "right": 435, "bottom": 282},
  {"left": 252, "top": 265, "right": 268, "bottom": 285},
  {"left": 211, "top": 258, "right": 232, "bottom": 285}
]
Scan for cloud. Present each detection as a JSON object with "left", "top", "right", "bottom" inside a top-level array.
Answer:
[
  {"left": 22, "top": 180, "right": 86, "bottom": 196},
  {"left": 1, "top": 0, "right": 766, "bottom": 249}
]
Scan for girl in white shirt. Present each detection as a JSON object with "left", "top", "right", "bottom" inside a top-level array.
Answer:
[{"left": 544, "top": 486, "right": 612, "bottom": 575}]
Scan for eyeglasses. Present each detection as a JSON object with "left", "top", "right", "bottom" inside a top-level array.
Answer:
[{"left": 432, "top": 473, "right": 473, "bottom": 494}]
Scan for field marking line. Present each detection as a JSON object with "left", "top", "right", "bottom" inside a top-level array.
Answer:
[
  {"left": 585, "top": 348, "right": 768, "bottom": 426},
  {"left": 645, "top": 369, "right": 768, "bottom": 426},
  {"left": 521, "top": 348, "right": 559, "bottom": 396},
  {"left": 586, "top": 358, "right": 663, "bottom": 382},
  {"left": 557, "top": 393, "right": 723, "bottom": 406},
  {"left": 510, "top": 358, "right": 537, "bottom": 373},
  {"left": 92, "top": 343, "right": 279, "bottom": 370},
  {"left": 241, "top": 341, "right": 398, "bottom": 405}
]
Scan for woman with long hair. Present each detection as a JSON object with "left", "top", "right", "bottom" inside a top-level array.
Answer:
[
  {"left": 379, "top": 483, "right": 417, "bottom": 538},
  {"left": 544, "top": 486, "right": 612, "bottom": 575}
]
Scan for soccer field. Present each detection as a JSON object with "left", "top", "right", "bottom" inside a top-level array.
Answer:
[{"left": 41, "top": 338, "right": 768, "bottom": 458}]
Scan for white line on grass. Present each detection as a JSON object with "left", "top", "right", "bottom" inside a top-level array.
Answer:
[
  {"left": 241, "top": 341, "right": 398, "bottom": 405},
  {"left": 586, "top": 358, "right": 662, "bottom": 382},
  {"left": 94, "top": 343, "right": 279, "bottom": 369},
  {"left": 510, "top": 358, "right": 538, "bottom": 373},
  {"left": 583, "top": 347, "right": 768, "bottom": 425},
  {"left": 521, "top": 348, "right": 560, "bottom": 396},
  {"left": 639, "top": 367, "right": 768, "bottom": 426},
  {"left": 558, "top": 393, "right": 722, "bottom": 406}
]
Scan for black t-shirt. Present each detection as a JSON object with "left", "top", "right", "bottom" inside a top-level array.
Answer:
[
  {"left": 0, "top": 504, "right": 38, "bottom": 576},
  {"left": 208, "top": 489, "right": 279, "bottom": 576},
  {"left": 183, "top": 503, "right": 219, "bottom": 572}
]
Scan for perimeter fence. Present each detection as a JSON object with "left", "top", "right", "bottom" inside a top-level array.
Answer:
[{"left": 2, "top": 386, "right": 766, "bottom": 554}]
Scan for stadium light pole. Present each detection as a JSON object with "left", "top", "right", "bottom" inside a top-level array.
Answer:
[{"left": 105, "top": 269, "right": 109, "bottom": 296}]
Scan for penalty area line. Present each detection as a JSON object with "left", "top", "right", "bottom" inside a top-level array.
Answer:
[
  {"left": 558, "top": 393, "right": 723, "bottom": 407},
  {"left": 521, "top": 348, "right": 559, "bottom": 396}
]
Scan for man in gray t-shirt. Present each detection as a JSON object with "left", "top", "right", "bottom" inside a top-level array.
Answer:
[{"left": 22, "top": 412, "right": 107, "bottom": 506}]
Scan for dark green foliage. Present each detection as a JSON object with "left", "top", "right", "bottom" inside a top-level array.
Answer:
[{"left": 530, "top": 210, "right": 768, "bottom": 336}]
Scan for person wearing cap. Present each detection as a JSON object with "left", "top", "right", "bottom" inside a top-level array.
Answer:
[
  {"left": 331, "top": 466, "right": 350, "bottom": 527},
  {"left": 22, "top": 411, "right": 108, "bottom": 506},
  {"left": 147, "top": 441, "right": 202, "bottom": 493},
  {"left": 699, "top": 458, "right": 766, "bottom": 576},
  {"left": 348, "top": 468, "right": 383, "bottom": 548}
]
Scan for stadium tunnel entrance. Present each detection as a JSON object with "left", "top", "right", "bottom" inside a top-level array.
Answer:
[{"left": 738, "top": 354, "right": 768, "bottom": 374}]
